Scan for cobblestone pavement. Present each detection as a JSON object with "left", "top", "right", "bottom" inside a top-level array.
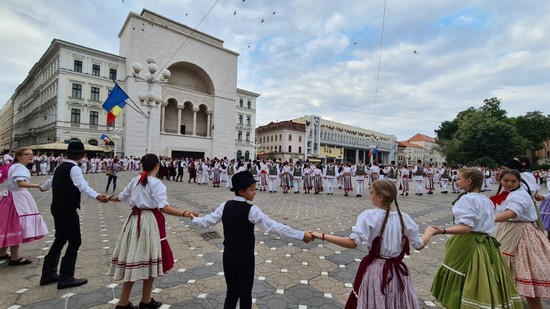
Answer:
[{"left": 1, "top": 172, "right": 548, "bottom": 309}]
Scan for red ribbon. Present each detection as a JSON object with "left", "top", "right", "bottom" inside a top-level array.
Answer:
[{"left": 138, "top": 171, "right": 148, "bottom": 185}]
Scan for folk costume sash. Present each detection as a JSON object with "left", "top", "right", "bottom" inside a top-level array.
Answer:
[
  {"left": 345, "top": 235, "right": 410, "bottom": 309},
  {"left": 125, "top": 207, "right": 174, "bottom": 273}
]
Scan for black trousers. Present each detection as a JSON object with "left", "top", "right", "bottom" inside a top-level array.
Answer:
[
  {"left": 176, "top": 168, "right": 184, "bottom": 181},
  {"left": 223, "top": 250, "right": 254, "bottom": 309},
  {"left": 42, "top": 209, "right": 82, "bottom": 279}
]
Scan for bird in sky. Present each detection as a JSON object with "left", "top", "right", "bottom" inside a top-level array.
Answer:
[
  {"left": 234, "top": 10, "right": 237, "bottom": 15},
  {"left": 261, "top": 18, "right": 264, "bottom": 23},
  {"left": 413, "top": 49, "right": 418, "bottom": 54},
  {"left": 273, "top": 11, "right": 276, "bottom": 15},
  {"left": 353, "top": 42, "right": 357, "bottom": 45}
]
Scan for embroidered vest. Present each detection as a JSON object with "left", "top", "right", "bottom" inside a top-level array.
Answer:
[
  {"left": 413, "top": 166, "right": 423, "bottom": 176},
  {"left": 293, "top": 166, "right": 302, "bottom": 177},
  {"left": 228, "top": 164, "right": 234, "bottom": 175},
  {"left": 250, "top": 165, "right": 257, "bottom": 175},
  {"left": 326, "top": 165, "right": 335, "bottom": 176},
  {"left": 269, "top": 165, "right": 278, "bottom": 175},
  {"left": 356, "top": 165, "right": 365, "bottom": 176},
  {"left": 198, "top": 164, "right": 203, "bottom": 172}
]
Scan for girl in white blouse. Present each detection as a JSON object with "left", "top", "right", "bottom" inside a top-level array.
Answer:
[
  {"left": 312, "top": 179, "right": 432, "bottom": 309},
  {"left": 494, "top": 168, "right": 550, "bottom": 309},
  {"left": 108, "top": 154, "right": 198, "bottom": 309},
  {"left": 430, "top": 168, "right": 521, "bottom": 309}
]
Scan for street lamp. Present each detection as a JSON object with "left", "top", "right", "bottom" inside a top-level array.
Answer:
[
  {"left": 109, "top": 124, "right": 123, "bottom": 158},
  {"left": 131, "top": 57, "right": 171, "bottom": 154}
]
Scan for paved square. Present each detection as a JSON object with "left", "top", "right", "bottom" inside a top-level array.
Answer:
[{"left": 1, "top": 172, "right": 546, "bottom": 308}]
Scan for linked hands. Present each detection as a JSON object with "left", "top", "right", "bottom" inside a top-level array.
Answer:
[
  {"left": 96, "top": 194, "right": 110, "bottom": 203},
  {"left": 184, "top": 210, "right": 200, "bottom": 219},
  {"left": 303, "top": 230, "right": 314, "bottom": 243}
]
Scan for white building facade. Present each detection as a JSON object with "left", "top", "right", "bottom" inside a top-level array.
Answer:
[{"left": 2, "top": 9, "right": 258, "bottom": 159}]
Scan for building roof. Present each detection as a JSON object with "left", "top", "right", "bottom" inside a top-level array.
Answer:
[
  {"left": 397, "top": 141, "right": 424, "bottom": 149},
  {"left": 256, "top": 121, "right": 305, "bottom": 134},
  {"left": 407, "top": 133, "right": 436, "bottom": 143}
]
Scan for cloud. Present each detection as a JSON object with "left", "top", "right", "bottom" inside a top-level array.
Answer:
[{"left": 1, "top": 0, "right": 549, "bottom": 141}]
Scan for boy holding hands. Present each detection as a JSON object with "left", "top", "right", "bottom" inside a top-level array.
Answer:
[{"left": 192, "top": 171, "right": 314, "bottom": 309}]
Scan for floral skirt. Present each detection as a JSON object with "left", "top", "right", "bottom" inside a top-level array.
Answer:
[{"left": 495, "top": 221, "right": 550, "bottom": 298}]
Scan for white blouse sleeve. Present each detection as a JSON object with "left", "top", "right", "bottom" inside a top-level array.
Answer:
[
  {"left": 118, "top": 177, "right": 137, "bottom": 203},
  {"left": 150, "top": 181, "right": 168, "bottom": 209},
  {"left": 503, "top": 192, "right": 529, "bottom": 217},
  {"left": 403, "top": 214, "right": 424, "bottom": 250},
  {"left": 11, "top": 164, "right": 30, "bottom": 182},
  {"left": 349, "top": 210, "right": 376, "bottom": 248},
  {"left": 452, "top": 196, "right": 478, "bottom": 228}
]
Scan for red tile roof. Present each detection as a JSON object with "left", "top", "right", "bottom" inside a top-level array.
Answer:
[{"left": 407, "top": 133, "right": 436, "bottom": 143}]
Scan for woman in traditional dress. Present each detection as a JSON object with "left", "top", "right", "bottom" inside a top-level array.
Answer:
[
  {"left": 0, "top": 148, "right": 49, "bottom": 265},
  {"left": 430, "top": 167, "right": 521, "bottom": 309},
  {"left": 493, "top": 168, "right": 550, "bottom": 309},
  {"left": 108, "top": 153, "right": 197, "bottom": 309},
  {"left": 302, "top": 163, "right": 313, "bottom": 194},
  {"left": 342, "top": 162, "right": 353, "bottom": 196},
  {"left": 312, "top": 179, "right": 433, "bottom": 309}
]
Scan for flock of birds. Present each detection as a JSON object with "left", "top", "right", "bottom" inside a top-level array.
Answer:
[{"left": 122, "top": 0, "right": 420, "bottom": 54}]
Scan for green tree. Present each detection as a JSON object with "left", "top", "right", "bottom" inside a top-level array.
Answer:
[{"left": 512, "top": 111, "right": 550, "bottom": 155}]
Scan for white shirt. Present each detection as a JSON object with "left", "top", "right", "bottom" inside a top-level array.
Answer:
[
  {"left": 6, "top": 163, "right": 31, "bottom": 191},
  {"left": 349, "top": 208, "right": 424, "bottom": 258},
  {"left": 40, "top": 160, "right": 99, "bottom": 199},
  {"left": 117, "top": 176, "right": 168, "bottom": 209},
  {"left": 520, "top": 171, "right": 539, "bottom": 196},
  {"left": 496, "top": 189, "right": 538, "bottom": 222},
  {"left": 453, "top": 193, "right": 495, "bottom": 233},
  {"left": 192, "top": 196, "right": 304, "bottom": 240}
]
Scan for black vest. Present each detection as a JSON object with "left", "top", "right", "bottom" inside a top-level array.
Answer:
[
  {"left": 52, "top": 162, "right": 82, "bottom": 211},
  {"left": 222, "top": 200, "right": 255, "bottom": 253}
]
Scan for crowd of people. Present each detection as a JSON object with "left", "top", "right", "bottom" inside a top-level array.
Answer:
[{"left": 1, "top": 147, "right": 550, "bottom": 308}]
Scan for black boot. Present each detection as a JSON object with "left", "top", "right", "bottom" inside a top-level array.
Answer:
[
  {"left": 40, "top": 272, "right": 59, "bottom": 286},
  {"left": 57, "top": 277, "right": 88, "bottom": 289}
]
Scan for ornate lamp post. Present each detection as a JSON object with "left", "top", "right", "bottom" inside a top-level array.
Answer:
[
  {"left": 131, "top": 58, "right": 171, "bottom": 154},
  {"left": 109, "top": 124, "right": 123, "bottom": 158}
]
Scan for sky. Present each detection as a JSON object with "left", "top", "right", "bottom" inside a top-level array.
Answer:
[{"left": 1, "top": 0, "right": 549, "bottom": 141}]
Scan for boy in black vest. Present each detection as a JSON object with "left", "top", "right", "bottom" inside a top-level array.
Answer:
[
  {"left": 192, "top": 171, "right": 314, "bottom": 309},
  {"left": 39, "top": 142, "right": 109, "bottom": 289}
]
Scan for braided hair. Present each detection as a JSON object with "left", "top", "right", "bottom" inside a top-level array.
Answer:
[
  {"left": 373, "top": 179, "right": 406, "bottom": 239},
  {"left": 138, "top": 153, "right": 159, "bottom": 186}
]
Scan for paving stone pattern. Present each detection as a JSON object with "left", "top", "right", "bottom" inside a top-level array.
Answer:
[{"left": 1, "top": 172, "right": 547, "bottom": 308}]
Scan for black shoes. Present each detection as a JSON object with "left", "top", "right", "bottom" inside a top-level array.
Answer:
[
  {"left": 40, "top": 273, "right": 59, "bottom": 286},
  {"left": 356, "top": 194, "right": 362, "bottom": 197},
  {"left": 57, "top": 277, "right": 88, "bottom": 289},
  {"left": 116, "top": 302, "right": 137, "bottom": 309},
  {"left": 139, "top": 298, "right": 162, "bottom": 309}
]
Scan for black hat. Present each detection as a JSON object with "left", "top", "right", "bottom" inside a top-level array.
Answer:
[
  {"left": 67, "top": 141, "right": 85, "bottom": 154},
  {"left": 504, "top": 159, "right": 523, "bottom": 171},
  {"left": 230, "top": 171, "right": 256, "bottom": 192}
]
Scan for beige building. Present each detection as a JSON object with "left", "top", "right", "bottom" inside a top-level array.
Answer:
[
  {"left": 397, "top": 133, "right": 445, "bottom": 166},
  {"left": 256, "top": 120, "right": 306, "bottom": 161},
  {"left": 0, "top": 99, "right": 14, "bottom": 151}
]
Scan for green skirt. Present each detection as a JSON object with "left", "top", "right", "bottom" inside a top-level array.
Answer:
[{"left": 431, "top": 233, "right": 522, "bottom": 309}]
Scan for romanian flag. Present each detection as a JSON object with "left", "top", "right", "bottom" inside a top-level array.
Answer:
[
  {"left": 102, "top": 83, "right": 129, "bottom": 124},
  {"left": 100, "top": 134, "right": 111, "bottom": 143}
]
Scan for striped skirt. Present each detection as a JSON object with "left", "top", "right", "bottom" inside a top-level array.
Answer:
[
  {"left": 343, "top": 174, "right": 353, "bottom": 191},
  {"left": 109, "top": 208, "right": 173, "bottom": 282}
]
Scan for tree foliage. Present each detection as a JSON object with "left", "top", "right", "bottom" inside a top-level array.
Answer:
[{"left": 435, "top": 97, "right": 550, "bottom": 166}]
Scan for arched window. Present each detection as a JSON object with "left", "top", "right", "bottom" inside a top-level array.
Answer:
[
  {"left": 88, "top": 139, "right": 98, "bottom": 146},
  {"left": 245, "top": 151, "right": 250, "bottom": 160},
  {"left": 236, "top": 150, "right": 242, "bottom": 160}
]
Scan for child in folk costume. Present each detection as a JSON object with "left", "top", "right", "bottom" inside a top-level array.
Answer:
[
  {"left": 302, "top": 163, "right": 313, "bottom": 194},
  {"left": 267, "top": 160, "right": 279, "bottom": 193},
  {"left": 482, "top": 168, "right": 492, "bottom": 191},
  {"left": 226, "top": 159, "right": 236, "bottom": 189},
  {"left": 108, "top": 154, "right": 197, "bottom": 309},
  {"left": 412, "top": 160, "right": 424, "bottom": 195},
  {"left": 292, "top": 161, "right": 303, "bottom": 194},
  {"left": 337, "top": 163, "right": 344, "bottom": 189},
  {"left": 324, "top": 160, "right": 338, "bottom": 195},
  {"left": 200, "top": 160, "right": 210, "bottom": 185},
  {"left": 248, "top": 160, "right": 259, "bottom": 186},
  {"left": 492, "top": 168, "right": 550, "bottom": 309},
  {"left": 192, "top": 171, "right": 314, "bottom": 309},
  {"left": 534, "top": 193, "right": 550, "bottom": 240},
  {"left": 259, "top": 159, "right": 269, "bottom": 191},
  {"left": 212, "top": 159, "right": 221, "bottom": 187},
  {"left": 313, "top": 163, "right": 324, "bottom": 194},
  {"left": 354, "top": 160, "right": 367, "bottom": 197},
  {"left": 39, "top": 153, "right": 48, "bottom": 176},
  {"left": 382, "top": 160, "right": 398, "bottom": 187},
  {"left": 438, "top": 163, "right": 450, "bottom": 194},
  {"left": 196, "top": 160, "right": 204, "bottom": 185},
  {"left": 424, "top": 163, "right": 435, "bottom": 194},
  {"left": 451, "top": 170, "right": 460, "bottom": 193},
  {"left": 399, "top": 164, "right": 410, "bottom": 196},
  {"left": 341, "top": 162, "right": 353, "bottom": 196},
  {"left": 368, "top": 161, "right": 379, "bottom": 188},
  {"left": 312, "top": 179, "right": 433, "bottom": 309},
  {"left": 281, "top": 161, "right": 293, "bottom": 194},
  {"left": 430, "top": 168, "right": 521, "bottom": 309}
]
